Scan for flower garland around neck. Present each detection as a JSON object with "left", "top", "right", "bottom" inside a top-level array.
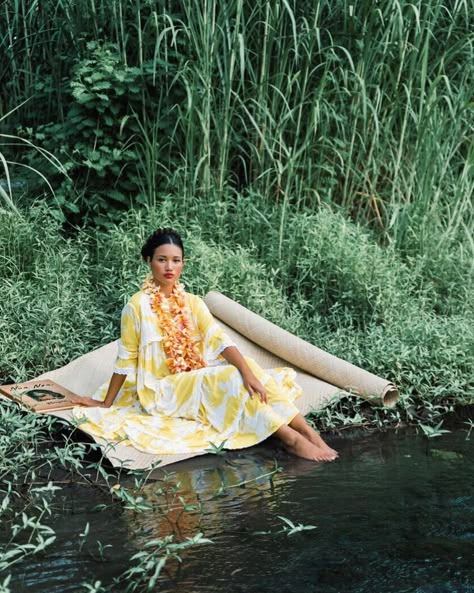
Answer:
[{"left": 142, "top": 274, "right": 206, "bottom": 374}]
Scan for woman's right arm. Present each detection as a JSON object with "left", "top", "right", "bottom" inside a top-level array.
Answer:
[
  {"left": 101, "top": 372, "right": 127, "bottom": 407},
  {"left": 74, "top": 372, "right": 126, "bottom": 407},
  {"left": 74, "top": 300, "right": 140, "bottom": 408},
  {"left": 72, "top": 372, "right": 127, "bottom": 408}
]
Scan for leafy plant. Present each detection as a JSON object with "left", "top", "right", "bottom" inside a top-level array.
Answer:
[
  {"left": 254, "top": 515, "right": 317, "bottom": 537},
  {"left": 465, "top": 420, "right": 474, "bottom": 440},
  {"left": 419, "top": 420, "right": 451, "bottom": 439},
  {"left": 205, "top": 440, "right": 228, "bottom": 456},
  {"left": 117, "top": 533, "right": 212, "bottom": 592}
]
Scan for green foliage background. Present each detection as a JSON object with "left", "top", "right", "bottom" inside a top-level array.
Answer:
[{"left": 1, "top": 0, "right": 473, "bottom": 413}]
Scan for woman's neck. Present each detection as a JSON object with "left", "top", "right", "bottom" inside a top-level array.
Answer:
[{"left": 156, "top": 280, "right": 174, "bottom": 298}]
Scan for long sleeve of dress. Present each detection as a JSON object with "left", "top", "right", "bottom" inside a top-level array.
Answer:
[{"left": 114, "top": 302, "right": 140, "bottom": 375}]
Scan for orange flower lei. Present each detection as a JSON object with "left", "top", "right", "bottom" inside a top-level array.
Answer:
[{"left": 141, "top": 275, "right": 206, "bottom": 374}]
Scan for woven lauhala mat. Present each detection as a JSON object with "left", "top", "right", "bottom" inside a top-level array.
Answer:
[{"left": 14, "top": 292, "right": 399, "bottom": 469}]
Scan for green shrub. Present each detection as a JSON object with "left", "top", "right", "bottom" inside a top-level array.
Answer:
[
  {"left": 0, "top": 206, "right": 115, "bottom": 382},
  {"left": 0, "top": 198, "right": 472, "bottom": 413}
]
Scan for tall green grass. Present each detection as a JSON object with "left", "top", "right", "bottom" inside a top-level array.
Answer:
[{"left": 1, "top": 0, "right": 472, "bottom": 256}]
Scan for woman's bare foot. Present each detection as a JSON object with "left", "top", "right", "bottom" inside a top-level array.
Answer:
[
  {"left": 286, "top": 438, "right": 337, "bottom": 462},
  {"left": 288, "top": 414, "right": 339, "bottom": 459},
  {"left": 275, "top": 425, "right": 337, "bottom": 462},
  {"left": 308, "top": 434, "right": 339, "bottom": 459}
]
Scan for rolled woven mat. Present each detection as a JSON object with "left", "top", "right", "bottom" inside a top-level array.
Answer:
[
  {"left": 204, "top": 291, "right": 399, "bottom": 407},
  {"left": 2, "top": 291, "right": 398, "bottom": 470}
]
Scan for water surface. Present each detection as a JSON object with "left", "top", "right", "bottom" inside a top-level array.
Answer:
[
  {"left": 153, "top": 430, "right": 474, "bottom": 593},
  {"left": 8, "top": 430, "right": 474, "bottom": 592}
]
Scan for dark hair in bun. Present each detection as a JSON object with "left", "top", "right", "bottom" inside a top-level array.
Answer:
[{"left": 141, "top": 227, "right": 184, "bottom": 261}]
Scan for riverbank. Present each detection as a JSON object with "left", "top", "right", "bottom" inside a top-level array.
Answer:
[{"left": 1, "top": 196, "right": 472, "bottom": 590}]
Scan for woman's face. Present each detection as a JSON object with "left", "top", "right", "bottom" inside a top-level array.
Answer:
[{"left": 148, "top": 243, "right": 184, "bottom": 293}]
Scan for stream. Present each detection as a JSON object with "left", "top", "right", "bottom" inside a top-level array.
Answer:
[{"left": 8, "top": 429, "right": 474, "bottom": 593}]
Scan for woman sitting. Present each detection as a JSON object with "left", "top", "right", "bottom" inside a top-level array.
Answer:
[{"left": 74, "top": 228, "right": 338, "bottom": 462}]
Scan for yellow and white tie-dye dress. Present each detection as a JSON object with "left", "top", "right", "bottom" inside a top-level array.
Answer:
[{"left": 74, "top": 290, "right": 301, "bottom": 454}]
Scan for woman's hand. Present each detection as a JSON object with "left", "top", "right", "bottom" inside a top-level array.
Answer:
[
  {"left": 242, "top": 372, "right": 268, "bottom": 404},
  {"left": 71, "top": 395, "right": 109, "bottom": 408},
  {"left": 220, "top": 346, "right": 268, "bottom": 404}
]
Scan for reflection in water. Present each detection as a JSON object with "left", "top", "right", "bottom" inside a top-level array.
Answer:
[
  {"left": 139, "top": 431, "right": 474, "bottom": 593},
  {"left": 6, "top": 431, "right": 474, "bottom": 593}
]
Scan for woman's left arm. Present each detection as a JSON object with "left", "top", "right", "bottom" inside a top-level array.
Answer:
[
  {"left": 221, "top": 346, "right": 268, "bottom": 404},
  {"left": 193, "top": 296, "right": 267, "bottom": 404}
]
